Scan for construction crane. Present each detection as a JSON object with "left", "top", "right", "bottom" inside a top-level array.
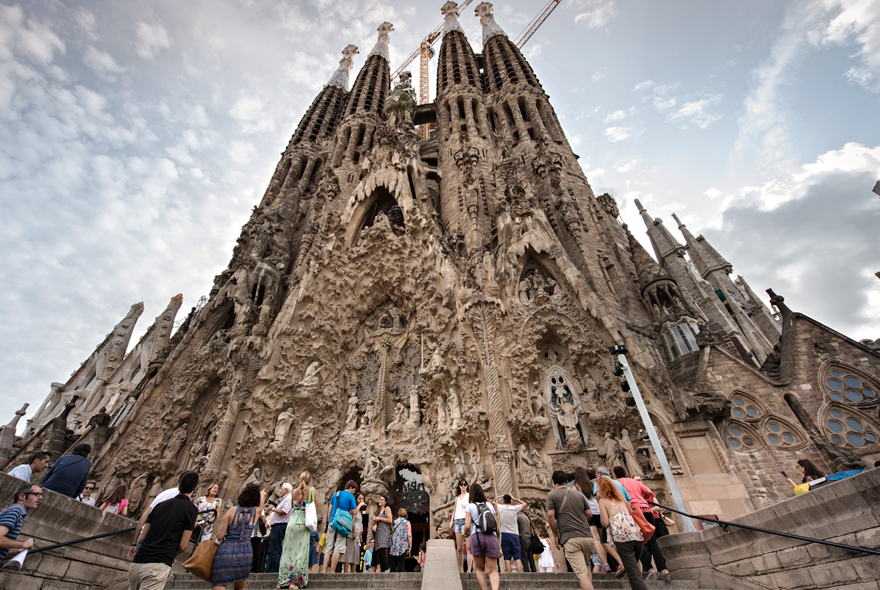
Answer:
[{"left": 514, "top": 0, "right": 561, "bottom": 48}]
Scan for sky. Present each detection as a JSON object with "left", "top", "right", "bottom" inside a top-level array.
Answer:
[{"left": 2, "top": 0, "right": 879, "bottom": 425}]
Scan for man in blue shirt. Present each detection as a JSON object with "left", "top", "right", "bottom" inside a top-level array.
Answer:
[
  {"left": 322, "top": 480, "right": 358, "bottom": 573},
  {"left": 592, "top": 467, "right": 630, "bottom": 501},
  {"left": 0, "top": 483, "right": 42, "bottom": 561},
  {"left": 41, "top": 443, "right": 92, "bottom": 498}
]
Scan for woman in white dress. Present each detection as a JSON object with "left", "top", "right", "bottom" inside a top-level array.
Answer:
[{"left": 195, "top": 482, "right": 222, "bottom": 542}]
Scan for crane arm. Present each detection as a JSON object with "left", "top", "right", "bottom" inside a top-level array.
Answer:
[
  {"left": 391, "top": 0, "right": 474, "bottom": 81},
  {"left": 515, "top": 0, "right": 561, "bottom": 48}
]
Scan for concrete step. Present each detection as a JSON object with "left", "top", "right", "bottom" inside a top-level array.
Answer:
[{"left": 164, "top": 571, "right": 724, "bottom": 589}]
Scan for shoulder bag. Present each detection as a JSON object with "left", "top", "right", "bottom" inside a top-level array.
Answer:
[
  {"left": 526, "top": 515, "right": 544, "bottom": 554},
  {"left": 305, "top": 487, "right": 318, "bottom": 532},
  {"left": 330, "top": 492, "right": 354, "bottom": 535},
  {"left": 629, "top": 507, "right": 655, "bottom": 543}
]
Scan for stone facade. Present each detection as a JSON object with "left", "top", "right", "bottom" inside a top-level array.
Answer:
[{"left": 14, "top": 1, "right": 880, "bottom": 530}]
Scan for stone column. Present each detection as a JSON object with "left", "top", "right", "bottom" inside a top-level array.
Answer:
[
  {"left": 371, "top": 339, "right": 391, "bottom": 438},
  {"left": 468, "top": 302, "right": 513, "bottom": 495}
]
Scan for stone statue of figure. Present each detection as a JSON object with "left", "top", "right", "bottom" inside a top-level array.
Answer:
[
  {"left": 128, "top": 472, "right": 149, "bottom": 515},
  {"left": 359, "top": 401, "right": 374, "bottom": 433},
  {"left": 546, "top": 277, "right": 559, "bottom": 297},
  {"left": 163, "top": 423, "right": 188, "bottom": 461},
  {"left": 436, "top": 396, "right": 449, "bottom": 431},
  {"left": 271, "top": 408, "right": 294, "bottom": 447},
  {"left": 552, "top": 384, "right": 578, "bottom": 430},
  {"left": 388, "top": 403, "right": 407, "bottom": 431},
  {"left": 344, "top": 394, "right": 359, "bottom": 431},
  {"left": 599, "top": 431, "right": 624, "bottom": 471},
  {"left": 295, "top": 417, "right": 315, "bottom": 452},
  {"left": 530, "top": 381, "right": 545, "bottom": 419},
  {"left": 447, "top": 387, "right": 462, "bottom": 429},
  {"left": 299, "top": 361, "right": 322, "bottom": 388},
  {"left": 243, "top": 467, "right": 262, "bottom": 488},
  {"left": 619, "top": 429, "right": 645, "bottom": 478},
  {"left": 519, "top": 275, "right": 533, "bottom": 304},
  {"left": 469, "top": 451, "right": 487, "bottom": 485},
  {"left": 407, "top": 384, "right": 421, "bottom": 426},
  {"left": 517, "top": 444, "right": 540, "bottom": 485},
  {"left": 657, "top": 433, "right": 680, "bottom": 470}
]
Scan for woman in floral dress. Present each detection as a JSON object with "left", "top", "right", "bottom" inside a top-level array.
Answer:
[
  {"left": 211, "top": 484, "right": 266, "bottom": 590},
  {"left": 277, "top": 471, "right": 320, "bottom": 589}
]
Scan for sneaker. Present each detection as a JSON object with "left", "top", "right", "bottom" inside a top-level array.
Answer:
[
  {"left": 601, "top": 564, "right": 611, "bottom": 573},
  {"left": 615, "top": 565, "right": 626, "bottom": 578}
]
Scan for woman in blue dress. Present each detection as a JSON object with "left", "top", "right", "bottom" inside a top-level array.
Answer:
[{"left": 212, "top": 484, "right": 266, "bottom": 590}]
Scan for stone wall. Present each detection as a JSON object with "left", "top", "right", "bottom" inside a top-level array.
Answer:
[
  {"left": 0, "top": 473, "right": 134, "bottom": 590},
  {"left": 659, "top": 467, "right": 880, "bottom": 590}
]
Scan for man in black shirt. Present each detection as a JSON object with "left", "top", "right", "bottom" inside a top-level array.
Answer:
[{"left": 129, "top": 471, "right": 199, "bottom": 590}]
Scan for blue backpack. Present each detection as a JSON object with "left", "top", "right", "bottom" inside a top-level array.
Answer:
[{"left": 330, "top": 492, "right": 353, "bottom": 535}]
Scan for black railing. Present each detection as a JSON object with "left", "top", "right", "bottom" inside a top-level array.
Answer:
[
  {"left": 29, "top": 526, "right": 136, "bottom": 555},
  {"left": 649, "top": 501, "right": 880, "bottom": 556}
]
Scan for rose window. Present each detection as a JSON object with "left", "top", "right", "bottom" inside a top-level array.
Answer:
[
  {"left": 727, "top": 425, "right": 759, "bottom": 450},
  {"left": 731, "top": 396, "right": 762, "bottom": 419},
  {"left": 825, "top": 409, "right": 879, "bottom": 448},
  {"left": 826, "top": 369, "right": 877, "bottom": 403}
]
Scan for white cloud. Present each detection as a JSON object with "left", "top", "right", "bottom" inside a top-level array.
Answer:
[
  {"left": 229, "top": 95, "right": 276, "bottom": 133},
  {"left": 574, "top": 0, "right": 617, "bottom": 28},
  {"left": 670, "top": 95, "right": 722, "bottom": 129},
  {"left": 633, "top": 80, "right": 679, "bottom": 110},
  {"left": 83, "top": 46, "right": 126, "bottom": 79},
  {"left": 591, "top": 69, "right": 605, "bottom": 82},
  {"left": 614, "top": 159, "right": 638, "bottom": 173},
  {"left": 818, "top": 0, "right": 880, "bottom": 92},
  {"left": 794, "top": 141, "right": 880, "bottom": 180},
  {"left": 604, "top": 109, "right": 626, "bottom": 123},
  {"left": 0, "top": 5, "right": 65, "bottom": 65},
  {"left": 704, "top": 187, "right": 723, "bottom": 199},
  {"left": 587, "top": 167, "right": 606, "bottom": 179},
  {"left": 605, "top": 126, "right": 633, "bottom": 142},
  {"left": 135, "top": 22, "right": 170, "bottom": 59},
  {"left": 229, "top": 140, "right": 256, "bottom": 163}
]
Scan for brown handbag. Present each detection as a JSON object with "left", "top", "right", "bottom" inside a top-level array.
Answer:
[
  {"left": 183, "top": 539, "right": 220, "bottom": 582},
  {"left": 630, "top": 508, "right": 655, "bottom": 543}
]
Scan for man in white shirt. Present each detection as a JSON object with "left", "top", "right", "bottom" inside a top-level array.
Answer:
[
  {"left": 77, "top": 481, "right": 97, "bottom": 506},
  {"left": 496, "top": 494, "right": 526, "bottom": 573},
  {"left": 7, "top": 452, "right": 50, "bottom": 482},
  {"left": 127, "top": 474, "right": 188, "bottom": 561},
  {"left": 265, "top": 483, "right": 293, "bottom": 573}
]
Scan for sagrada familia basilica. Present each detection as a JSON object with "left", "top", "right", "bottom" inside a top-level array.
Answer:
[{"left": 8, "top": 2, "right": 880, "bottom": 530}]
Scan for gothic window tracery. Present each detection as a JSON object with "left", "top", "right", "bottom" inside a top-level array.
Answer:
[
  {"left": 762, "top": 417, "right": 804, "bottom": 448},
  {"left": 725, "top": 422, "right": 763, "bottom": 451},
  {"left": 823, "top": 366, "right": 878, "bottom": 404},
  {"left": 395, "top": 345, "right": 421, "bottom": 403},
  {"left": 544, "top": 366, "right": 587, "bottom": 447},
  {"left": 728, "top": 391, "right": 768, "bottom": 421},
  {"left": 821, "top": 405, "right": 880, "bottom": 448},
  {"left": 356, "top": 352, "right": 380, "bottom": 401}
]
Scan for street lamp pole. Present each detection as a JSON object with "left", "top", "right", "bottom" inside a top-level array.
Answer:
[{"left": 614, "top": 350, "right": 697, "bottom": 533}]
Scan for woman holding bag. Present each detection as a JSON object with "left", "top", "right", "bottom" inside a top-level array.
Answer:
[
  {"left": 277, "top": 471, "right": 319, "bottom": 589},
  {"left": 612, "top": 466, "right": 668, "bottom": 581},
  {"left": 211, "top": 484, "right": 267, "bottom": 590},
  {"left": 598, "top": 478, "right": 646, "bottom": 590}
]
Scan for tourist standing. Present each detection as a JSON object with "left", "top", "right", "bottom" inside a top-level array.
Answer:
[
  {"left": 783, "top": 458, "right": 825, "bottom": 486},
  {"left": 464, "top": 483, "right": 500, "bottom": 590},
  {"left": 546, "top": 470, "right": 595, "bottom": 590},
  {"left": 129, "top": 472, "right": 199, "bottom": 590},
  {"left": 277, "top": 471, "right": 318, "bottom": 589},
  {"left": 7, "top": 451, "right": 50, "bottom": 482},
  {"left": 100, "top": 485, "right": 130, "bottom": 516},
  {"left": 516, "top": 511, "right": 536, "bottom": 573},
  {"left": 573, "top": 467, "right": 614, "bottom": 574},
  {"left": 362, "top": 538, "right": 374, "bottom": 573},
  {"left": 211, "top": 483, "right": 266, "bottom": 590},
  {"left": 323, "top": 480, "right": 358, "bottom": 573},
  {"left": 371, "top": 494, "right": 393, "bottom": 572},
  {"left": 196, "top": 483, "right": 222, "bottom": 542},
  {"left": 389, "top": 508, "right": 412, "bottom": 572},
  {"left": 250, "top": 506, "right": 269, "bottom": 574},
  {"left": 613, "top": 466, "right": 671, "bottom": 581},
  {"left": 449, "top": 479, "right": 469, "bottom": 573},
  {"left": 41, "top": 444, "right": 92, "bottom": 498},
  {"left": 537, "top": 528, "right": 555, "bottom": 572},
  {"left": 77, "top": 481, "right": 97, "bottom": 506},
  {"left": 0, "top": 483, "right": 42, "bottom": 561},
  {"left": 266, "top": 483, "right": 293, "bottom": 573},
  {"left": 342, "top": 494, "right": 365, "bottom": 572},
  {"left": 128, "top": 473, "right": 187, "bottom": 561},
  {"left": 597, "top": 477, "right": 645, "bottom": 590},
  {"left": 496, "top": 494, "right": 526, "bottom": 572}
]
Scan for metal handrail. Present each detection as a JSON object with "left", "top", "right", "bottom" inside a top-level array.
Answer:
[
  {"left": 29, "top": 526, "right": 136, "bottom": 555},
  {"left": 648, "top": 501, "right": 880, "bottom": 556}
]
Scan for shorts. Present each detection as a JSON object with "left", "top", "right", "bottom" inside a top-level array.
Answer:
[
  {"left": 454, "top": 518, "right": 466, "bottom": 533},
  {"left": 562, "top": 537, "right": 595, "bottom": 578},
  {"left": 588, "top": 514, "right": 602, "bottom": 528},
  {"left": 325, "top": 527, "right": 348, "bottom": 555},
  {"left": 500, "top": 532, "right": 521, "bottom": 561},
  {"left": 470, "top": 532, "right": 501, "bottom": 559}
]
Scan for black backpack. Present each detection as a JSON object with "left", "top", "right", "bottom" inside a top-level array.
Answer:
[{"left": 475, "top": 502, "right": 497, "bottom": 535}]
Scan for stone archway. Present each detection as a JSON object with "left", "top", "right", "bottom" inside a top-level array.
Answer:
[{"left": 389, "top": 464, "right": 429, "bottom": 571}]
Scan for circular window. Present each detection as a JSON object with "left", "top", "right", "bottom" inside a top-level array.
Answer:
[
  {"left": 734, "top": 398, "right": 745, "bottom": 407},
  {"left": 827, "top": 379, "right": 843, "bottom": 391},
  {"left": 830, "top": 369, "right": 843, "bottom": 377},
  {"left": 846, "top": 433, "right": 865, "bottom": 447},
  {"left": 864, "top": 389, "right": 876, "bottom": 398},
  {"left": 846, "top": 418, "right": 863, "bottom": 431},
  {"left": 831, "top": 410, "right": 844, "bottom": 419},
  {"left": 727, "top": 425, "right": 759, "bottom": 450},
  {"left": 746, "top": 407, "right": 758, "bottom": 416},
  {"left": 845, "top": 390, "right": 863, "bottom": 402},
  {"left": 768, "top": 424, "right": 781, "bottom": 433},
  {"left": 728, "top": 438, "right": 741, "bottom": 448},
  {"left": 730, "top": 427, "right": 742, "bottom": 437},
  {"left": 828, "top": 420, "right": 845, "bottom": 433},
  {"left": 782, "top": 433, "right": 796, "bottom": 444},
  {"left": 768, "top": 434, "right": 781, "bottom": 445},
  {"left": 830, "top": 392, "right": 843, "bottom": 401},
  {"left": 825, "top": 368, "right": 878, "bottom": 403},
  {"left": 845, "top": 376, "right": 862, "bottom": 388},
  {"left": 743, "top": 437, "right": 755, "bottom": 447},
  {"left": 866, "top": 433, "right": 878, "bottom": 443},
  {"left": 733, "top": 408, "right": 745, "bottom": 418},
  {"left": 831, "top": 435, "right": 845, "bottom": 445}
]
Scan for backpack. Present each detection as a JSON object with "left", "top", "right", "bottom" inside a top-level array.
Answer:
[
  {"left": 475, "top": 502, "right": 497, "bottom": 535},
  {"left": 330, "top": 492, "right": 354, "bottom": 536}
]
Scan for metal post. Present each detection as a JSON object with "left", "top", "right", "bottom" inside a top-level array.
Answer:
[{"left": 617, "top": 353, "right": 697, "bottom": 533}]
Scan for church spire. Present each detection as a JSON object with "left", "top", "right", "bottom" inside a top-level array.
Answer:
[
  {"left": 672, "top": 213, "right": 731, "bottom": 278},
  {"left": 368, "top": 21, "right": 394, "bottom": 61},
  {"left": 437, "top": 2, "right": 482, "bottom": 97},
  {"left": 441, "top": 1, "right": 465, "bottom": 35},
  {"left": 326, "top": 44, "right": 359, "bottom": 91},
  {"left": 475, "top": 2, "right": 507, "bottom": 44},
  {"left": 635, "top": 199, "right": 686, "bottom": 264}
]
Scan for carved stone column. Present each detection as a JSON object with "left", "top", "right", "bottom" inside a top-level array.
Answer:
[
  {"left": 468, "top": 302, "right": 514, "bottom": 495},
  {"left": 371, "top": 338, "right": 391, "bottom": 438}
]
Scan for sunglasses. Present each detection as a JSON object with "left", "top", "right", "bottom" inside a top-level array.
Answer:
[{"left": 27, "top": 492, "right": 43, "bottom": 497}]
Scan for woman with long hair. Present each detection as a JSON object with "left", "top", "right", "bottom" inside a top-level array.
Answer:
[
  {"left": 371, "top": 495, "right": 393, "bottom": 572},
  {"left": 464, "top": 483, "right": 500, "bottom": 590},
  {"left": 389, "top": 508, "right": 412, "bottom": 572},
  {"left": 277, "top": 471, "right": 319, "bottom": 589},
  {"left": 613, "top": 466, "right": 670, "bottom": 581},
  {"left": 784, "top": 458, "right": 825, "bottom": 486},
  {"left": 572, "top": 466, "right": 617, "bottom": 574},
  {"left": 196, "top": 482, "right": 222, "bottom": 542},
  {"left": 448, "top": 478, "right": 470, "bottom": 572},
  {"left": 99, "top": 485, "right": 129, "bottom": 517},
  {"left": 211, "top": 483, "right": 267, "bottom": 590},
  {"left": 341, "top": 493, "right": 366, "bottom": 572},
  {"left": 598, "top": 477, "right": 646, "bottom": 590}
]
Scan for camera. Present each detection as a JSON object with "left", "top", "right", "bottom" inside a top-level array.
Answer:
[
  {"left": 609, "top": 344, "right": 628, "bottom": 356},
  {"left": 612, "top": 362, "right": 625, "bottom": 377}
]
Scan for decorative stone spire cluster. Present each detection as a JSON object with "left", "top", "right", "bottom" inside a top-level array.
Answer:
[
  {"left": 326, "top": 44, "right": 359, "bottom": 90},
  {"left": 441, "top": 1, "right": 465, "bottom": 35},
  {"left": 369, "top": 22, "right": 394, "bottom": 60},
  {"left": 476, "top": 2, "right": 506, "bottom": 44}
]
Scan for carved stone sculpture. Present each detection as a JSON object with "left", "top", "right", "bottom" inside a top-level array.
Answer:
[
  {"left": 599, "top": 431, "right": 624, "bottom": 471},
  {"left": 163, "top": 423, "right": 188, "bottom": 461},
  {"left": 271, "top": 408, "right": 294, "bottom": 448},
  {"left": 619, "top": 429, "right": 644, "bottom": 478}
]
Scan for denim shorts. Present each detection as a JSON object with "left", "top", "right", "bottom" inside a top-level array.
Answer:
[{"left": 454, "top": 518, "right": 466, "bottom": 533}]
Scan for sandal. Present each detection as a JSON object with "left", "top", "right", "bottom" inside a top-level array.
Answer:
[
  {"left": 615, "top": 565, "right": 626, "bottom": 578},
  {"left": 658, "top": 570, "right": 672, "bottom": 582}
]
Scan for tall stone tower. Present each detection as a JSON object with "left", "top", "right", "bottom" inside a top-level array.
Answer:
[{"left": 70, "top": 1, "right": 878, "bottom": 524}]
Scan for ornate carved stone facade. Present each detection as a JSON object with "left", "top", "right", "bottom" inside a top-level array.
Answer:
[{"left": 15, "top": 2, "right": 880, "bottom": 526}]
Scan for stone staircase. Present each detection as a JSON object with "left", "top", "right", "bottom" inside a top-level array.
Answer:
[{"left": 163, "top": 571, "right": 726, "bottom": 589}]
